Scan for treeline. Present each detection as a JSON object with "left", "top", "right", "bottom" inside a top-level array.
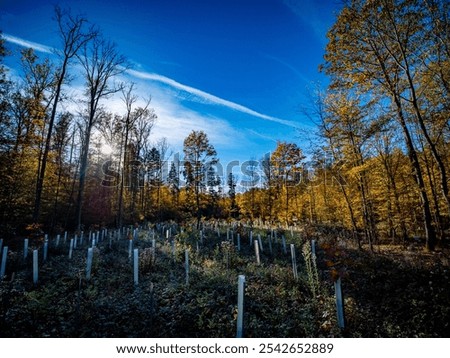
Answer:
[
  {"left": 314, "top": 0, "right": 450, "bottom": 251},
  {"left": 0, "top": 7, "right": 154, "bottom": 234},
  {"left": 0, "top": 7, "right": 231, "bottom": 234},
  {"left": 0, "top": 1, "right": 449, "bottom": 252},
  {"left": 256, "top": 0, "right": 449, "bottom": 251}
]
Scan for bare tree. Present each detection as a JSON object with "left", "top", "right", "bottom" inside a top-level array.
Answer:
[
  {"left": 33, "top": 6, "right": 96, "bottom": 222},
  {"left": 75, "top": 35, "right": 127, "bottom": 230},
  {"left": 116, "top": 84, "right": 155, "bottom": 228}
]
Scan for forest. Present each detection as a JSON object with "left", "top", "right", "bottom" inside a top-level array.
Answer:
[{"left": 0, "top": 0, "right": 449, "bottom": 338}]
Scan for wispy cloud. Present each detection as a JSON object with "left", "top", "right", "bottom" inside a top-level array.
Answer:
[
  {"left": 282, "top": 0, "right": 332, "bottom": 45},
  {"left": 263, "top": 53, "right": 310, "bottom": 84},
  {"left": 58, "top": 79, "right": 245, "bottom": 155},
  {"left": 247, "top": 129, "right": 278, "bottom": 143},
  {"left": 2, "top": 33, "right": 299, "bottom": 164},
  {"left": 152, "top": 100, "right": 245, "bottom": 149},
  {"left": 2, "top": 33, "right": 53, "bottom": 54},
  {"left": 127, "top": 69, "right": 299, "bottom": 128},
  {"left": 2, "top": 33, "right": 299, "bottom": 128}
]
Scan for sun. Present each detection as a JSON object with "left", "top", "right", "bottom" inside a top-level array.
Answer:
[{"left": 101, "top": 143, "right": 113, "bottom": 155}]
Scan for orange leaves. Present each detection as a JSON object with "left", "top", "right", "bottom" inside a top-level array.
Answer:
[
  {"left": 330, "top": 269, "right": 340, "bottom": 282},
  {"left": 321, "top": 240, "right": 349, "bottom": 282}
]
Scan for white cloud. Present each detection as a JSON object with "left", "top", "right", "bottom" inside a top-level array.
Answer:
[
  {"left": 127, "top": 69, "right": 299, "bottom": 128},
  {"left": 152, "top": 101, "right": 244, "bottom": 149},
  {"left": 1, "top": 33, "right": 290, "bottom": 164},
  {"left": 2, "top": 33, "right": 299, "bottom": 129},
  {"left": 60, "top": 77, "right": 245, "bottom": 156},
  {"left": 2, "top": 33, "right": 53, "bottom": 54}
]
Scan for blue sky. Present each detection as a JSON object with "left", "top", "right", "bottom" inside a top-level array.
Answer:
[{"left": 1, "top": 0, "right": 341, "bottom": 183}]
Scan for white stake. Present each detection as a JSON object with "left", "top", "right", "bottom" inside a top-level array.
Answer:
[
  {"left": 56, "top": 234, "right": 60, "bottom": 247},
  {"left": 282, "top": 235, "right": 287, "bottom": 254},
  {"left": 335, "top": 277, "right": 345, "bottom": 329},
  {"left": 74, "top": 235, "right": 78, "bottom": 249},
  {"left": 69, "top": 238, "right": 74, "bottom": 259},
  {"left": 24, "top": 239, "right": 29, "bottom": 260},
  {"left": 254, "top": 240, "right": 261, "bottom": 265},
  {"left": 33, "top": 249, "right": 38, "bottom": 285},
  {"left": 236, "top": 275, "right": 246, "bottom": 338},
  {"left": 258, "top": 235, "right": 264, "bottom": 252},
  {"left": 237, "top": 233, "right": 241, "bottom": 251},
  {"left": 86, "top": 248, "right": 93, "bottom": 281},
  {"left": 171, "top": 240, "right": 176, "bottom": 260},
  {"left": 152, "top": 238, "right": 156, "bottom": 262},
  {"left": 63, "top": 231, "right": 67, "bottom": 243},
  {"left": 0, "top": 246, "right": 8, "bottom": 279},
  {"left": 128, "top": 240, "right": 133, "bottom": 259},
  {"left": 249, "top": 231, "right": 253, "bottom": 246},
  {"left": 311, "top": 239, "right": 316, "bottom": 258},
  {"left": 290, "top": 244, "right": 298, "bottom": 280},
  {"left": 134, "top": 248, "right": 139, "bottom": 285},
  {"left": 43, "top": 239, "right": 48, "bottom": 262},
  {"left": 185, "top": 249, "right": 189, "bottom": 285}
]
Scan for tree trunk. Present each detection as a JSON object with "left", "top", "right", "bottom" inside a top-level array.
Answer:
[
  {"left": 33, "top": 60, "right": 68, "bottom": 222},
  {"left": 394, "top": 99, "right": 436, "bottom": 251},
  {"left": 75, "top": 122, "right": 93, "bottom": 231}
]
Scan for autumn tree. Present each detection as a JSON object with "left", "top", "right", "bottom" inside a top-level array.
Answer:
[
  {"left": 271, "top": 141, "right": 305, "bottom": 225},
  {"left": 372, "top": 129, "right": 409, "bottom": 243},
  {"left": 239, "top": 158, "right": 260, "bottom": 221},
  {"left": 0, "top": 48, "right": 55, "bottom": 225},
  {"left": 206, "top": 162, "right": 222, "bottom": 217},
  {"left": 50, "top": 111, "right": 73, "bottom": 230},
  {"left": 0, "top": 34, "right": 15, "bottom": 226},
  {"left": 182, "top": 130, "right": 218, "bottom": 227},
  {"left": 322, "top": 0, "right": 450, "bottom": 250},
  {"left": 168, "top": 161, "right": 180, "bottom": 206},
  {"left": 227, "top": 172, "right": 239, "bottom": 218},
  {"left": 261, "top": 154, "right": 274, "bottom": 222}
]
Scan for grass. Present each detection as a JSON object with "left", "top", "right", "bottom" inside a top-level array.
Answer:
[{"left": 0, "top": 223, "right": 449, "bottom": 337}]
